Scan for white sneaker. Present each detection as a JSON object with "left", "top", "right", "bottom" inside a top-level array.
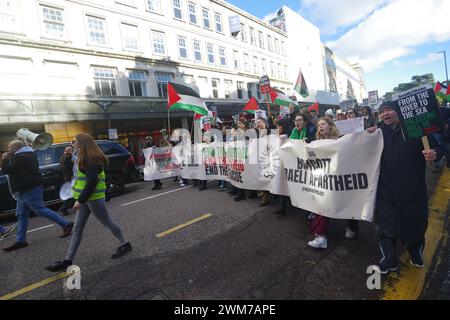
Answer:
[
  {"left": 345, "top": 227, "right": 357, "bottom": 239},
  {"left": 179, "top": 183, "right": 187, "bottom": 187},
  {"left": 308, "top": 235, "right": 328, "bottom": 249}
]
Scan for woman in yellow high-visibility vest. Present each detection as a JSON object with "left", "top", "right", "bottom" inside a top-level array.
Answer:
[{"left": 45, "top": 133, "right": 132, "bottom": 272}]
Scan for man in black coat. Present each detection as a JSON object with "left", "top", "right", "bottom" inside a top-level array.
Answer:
[
  {"left": 1, "top": 140, "right": 73, "bottom": 252},
  {"left": 368, "top": 101, "right": 442, "bottom": 274}
]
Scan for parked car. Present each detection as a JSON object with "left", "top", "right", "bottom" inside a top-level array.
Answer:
[{"left": 0, "top": 140, "right": 139, "bottom": 216}]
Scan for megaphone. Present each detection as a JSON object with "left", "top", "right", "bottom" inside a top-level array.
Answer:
[{"left": 16, "top": 128, "right": 53, "bottom": 150}]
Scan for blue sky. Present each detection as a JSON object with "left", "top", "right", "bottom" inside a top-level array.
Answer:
[{"left": 227, "top": 0, "right": 450, "bottom": 96}]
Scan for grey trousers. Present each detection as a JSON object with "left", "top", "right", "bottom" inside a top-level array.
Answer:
[{"left": 65, "top": 198, "right": 127, "bottom": 262}]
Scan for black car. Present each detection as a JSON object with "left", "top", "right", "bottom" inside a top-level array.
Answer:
[{"left": 0, "top": 140, "right": 139, "bottom": 216}]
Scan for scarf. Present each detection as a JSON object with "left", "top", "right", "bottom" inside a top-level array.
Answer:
[{"left": 290, "top": 127, "right": 307, "bottom": 140}]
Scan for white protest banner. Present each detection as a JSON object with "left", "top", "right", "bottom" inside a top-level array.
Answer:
[
  {"left": 335, "top": 117, "right": 364, "bottom": 135},
  {"left": 269, "top": 136, "right": 290, "bottom": 196},
  {"left": 143, "top": 147, "right": 178, "bottom": 181},
  {"left": 202, "top": 142, "right": 229, "bottom": 180},
  {"left": 280, "top": 131, "right": 383, "bottom": 222}
]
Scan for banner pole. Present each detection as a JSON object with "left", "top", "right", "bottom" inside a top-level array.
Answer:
[
  {"left": 421, "top": 136, "right": 433, "bottom": 167},
  {"left": 266, "top": 93, "right": 272, "bottom": 119}
]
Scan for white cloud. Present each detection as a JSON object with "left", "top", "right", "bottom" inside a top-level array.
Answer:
[
  {"left": 411, "top": 53, "right": 443, "bottom": 65},
  {"left": 298, "top": 0, "right": 392, "bottom": 35},
  {"left": 328, "top": 0, "right": 450, "bottom": 72}
]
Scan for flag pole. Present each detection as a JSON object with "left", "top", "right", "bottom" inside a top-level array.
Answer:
[{"left": 266, "top": 93, "right": 272, "bottom": 119}]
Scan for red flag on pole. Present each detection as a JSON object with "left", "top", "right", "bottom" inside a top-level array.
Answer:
[
  {"left": 308, "top": 102, "right": 319, "bottom": 113},
  {"left": 242, "top": 97, "right": 260, "bottom": 114}
]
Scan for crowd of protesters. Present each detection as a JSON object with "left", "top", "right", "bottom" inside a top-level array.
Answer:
[{"left": 1, "top": 99, "right": 449, "bottom": 277}]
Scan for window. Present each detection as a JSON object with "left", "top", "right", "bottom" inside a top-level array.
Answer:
[
  {"left": 233, "top": 50, "right": 240, "bottom": 70},
  {"left": 284, "top": 65, "right": 288, "bottom": 80},
  {"left": 219, "top": 47, "right": 227, "bottom": 67},
  {"left": 224, "top": 80, "right": 232, "bottom": 99},
  {"left": 214, "top": 13, "right": 222, "bottom": 33},
  {"left": 240, "top": 23, "right": 247, "bottom": 42},
  {"left": 237, "top": 81, "right": 244, "bottom": 99},
  {"left": 274, "top": 38, "right": 280, "bottom": 54},
  {"left": 281, "top": 41, "right": 286, "bottom": 57},
  {"left": 93, "top": 67, "right": 116, "bottom": 96},
  {"left": 177, "top": 36, "right": 188, "bottom": 59},
  {"left": 188, "top": 2, "right": 197, "bottom": 24},
  {"left": 183, "top": 74, "right": 194, "bottom": 85},
  {"left": 121, "top": 23, "right": 140, "bottom": 51},
  {"left": 40, "top": 5, "right": 65, "bottom": 40},
  {"left": 151, "top": 30, "right": 166, "bottom": 55},
  {"left": 277, "top": 63, "right": 282, "bottom": 79},
  {"left": 243, "top": 53, "right": 250, "bottom": 72},
  {"left": 270, "top": 61, "right": 275, "bottom": 77},
  {"left": 256, "top": 84, "right": 261, "bottom": 100},
  {"left": 258, "top": 31, "right": 264, "bottom": 48},
  {"left": 261, "top": 59, "right": 267, "bottom": 75},
  {"left": 87, "top": 15, "right": 107, "bottom": 46},
  {"left": 202, "top": 8, "right": 210, "bottom": 29},
  {"left": 247, "top": 83, "right": 253, "bottom": 99},
  {"left": 0, "top": 0, "right": 18, "bottom": 32},
  {"left": 146, "top": 0, "right": 161, "bottom": 13},
  {"left": 128, "top": 70, "right": 148, "bottom": 96},
  {"left": 267, "top": 35, "right": 273, "bottom": 52},
  {"left": 207, "top": 43, "right": 215, "bottom": 64},
  {"left": 249, "top": 27, "right": 256, "bottom": 45},
  {"left": 193, "top": 40, "right": 202, "bottom": 61},
  {"left": 155, "top": 72, "right": 174, "bottom": 97},
  {"left": 211, "top": 78, "right": 219, "bottom": 98},
  {"left": 253, "top": 56, "right": 259, "bottom": 75},
  {"left": 198, "top": 76, "right": 208, "bottom": 97},
  {"left": 172, "top": 0, "right": 183, "bottom": 20}
]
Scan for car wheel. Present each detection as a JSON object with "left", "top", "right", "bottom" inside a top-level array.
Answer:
[{"left": 106, "top": 173, "right": 125, "bottom": 197}]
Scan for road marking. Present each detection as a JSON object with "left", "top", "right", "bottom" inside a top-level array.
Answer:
[
  {"left": 0, "top": 272, "right": 69, "bottom": 300},
  {"left": 121, "top": 186, "right": 192, "bottom": 207},
  {"left": 0, "top": 224, "right": 54, "bottom": 241},
  {"left": 382, "top": 167, "right": 450, "bottom": 300},
  {"left": 156, "top": 214, "right": 212, "bottom": 238}
]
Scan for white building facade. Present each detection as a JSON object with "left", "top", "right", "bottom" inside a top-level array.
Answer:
[
  {"left": 0, "top": 0, "right": 292, "bottom": 147},
  {"left": 268, "top": 6, "right": 367, "bottom": 108}
]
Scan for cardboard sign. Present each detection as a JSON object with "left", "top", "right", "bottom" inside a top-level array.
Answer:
[
  {"left": 392, "top": 84, "right": 443, "bottom": 140},
  {"left": 259, "top": 75, "right": 271, "bottom": 94}
]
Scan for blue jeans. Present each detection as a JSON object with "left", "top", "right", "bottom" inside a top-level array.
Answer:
[
  {"left": 15, "top": 186, "right": 70, "bottom": 243},
  {"left": 0, "top": 225, "right": 5, "bottom": 233}
]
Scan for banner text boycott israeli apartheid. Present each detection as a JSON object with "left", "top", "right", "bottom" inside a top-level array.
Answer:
[{"left": 144, "top": 131, "right": 383, "bottom": 221}]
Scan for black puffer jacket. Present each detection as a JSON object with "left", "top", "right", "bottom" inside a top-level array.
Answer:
[{"left": 1, "top": 147, "right": 43, "bottom": 193}]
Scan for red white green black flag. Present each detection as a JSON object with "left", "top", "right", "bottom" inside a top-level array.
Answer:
[{"left": 167, "top": 82, "right": 209, "bottom": 116}]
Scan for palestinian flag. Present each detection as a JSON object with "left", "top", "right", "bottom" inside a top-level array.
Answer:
[
  {"left": 308, "top": 102, "right": 319, "bottom": 113},
  {"left": 294, "top": 68, "right": 309, "bottom": 98},
  {"left": 242, "top": 97, "right": 260, "bottom": 114},
  {"left": 168, "top": 82, "right": 209, "bottom": 115},
  {"left": 269, "top": 88, "right": 299, "bottom": 107},
  {"left": 434, "top": 82, "right": 450, "bottom": 102}
]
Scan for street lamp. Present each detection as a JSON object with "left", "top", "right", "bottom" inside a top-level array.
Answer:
[{"left": 438, "top": 50, "right": 448, "bottom": 84}]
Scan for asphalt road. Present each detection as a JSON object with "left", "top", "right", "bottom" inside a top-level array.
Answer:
[{"left": 0, "top": 167, "right": 448, "bottom": 300}]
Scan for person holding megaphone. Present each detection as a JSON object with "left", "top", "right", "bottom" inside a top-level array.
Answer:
[{"left": 1, "top": 139, "right": 74, "bottom": 252}]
